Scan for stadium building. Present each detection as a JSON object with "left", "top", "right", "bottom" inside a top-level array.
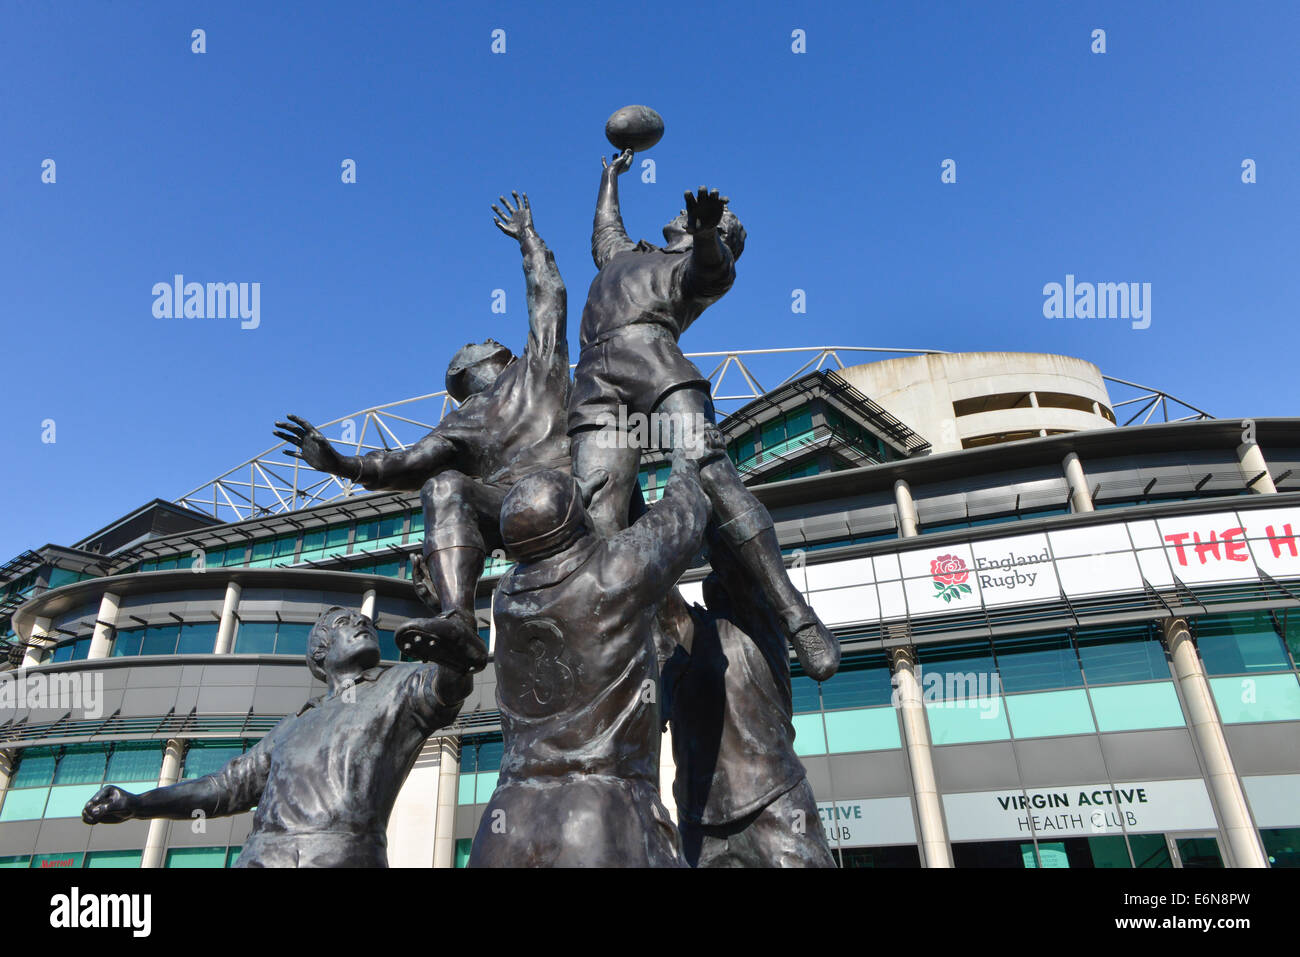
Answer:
[{"left": 1, "top": 347, "right": 1297, "bottom": 869}]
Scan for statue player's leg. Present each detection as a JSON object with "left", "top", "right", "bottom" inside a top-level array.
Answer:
[
  {"left": 571, "top": 423, "right": 641, "bottom": 539},
  {"left": 393, "top": 470, "right": 499, "bottom": 672},
  {"left": 652, "top": 386, "right": 841, "bottom": 682}
]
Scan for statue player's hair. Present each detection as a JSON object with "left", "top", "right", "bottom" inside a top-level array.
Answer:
[{"left": 307, "top": 606, "right": 350, "bottom": 681}]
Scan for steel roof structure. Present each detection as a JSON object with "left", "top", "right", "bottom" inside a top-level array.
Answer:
[{"left": 175, "top": 346, "right": 1214, "bottom": 523}]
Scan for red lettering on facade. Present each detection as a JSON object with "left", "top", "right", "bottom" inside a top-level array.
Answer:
[
  {"left": 1222, "top": 527, "right": 1248, "bottom": 562},
  {"left": 1164, "top": 531, "right": 1191, "bottom": 565},
  {"left": 1192, "top": 531, "right": 1221, "bottom": 564},
  {"left": 1266, "top": 523, "right": 1298, "bottom": 559}
]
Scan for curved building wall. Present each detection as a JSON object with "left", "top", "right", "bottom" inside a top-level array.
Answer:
[
  {"left": 3, "top": 416, "right": 1300, "bottom": 870},
  {"left": 837, "top": 352, "right": 1116, "bottom": 452}
]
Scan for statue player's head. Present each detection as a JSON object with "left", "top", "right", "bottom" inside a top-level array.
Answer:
[
  {"left": 307, "top": 606, "right": 381, "bottom": 682},
  {"left": 661, "top": 207, "right": 746, "bottom": 262},
  {"left": 499, "top": 469, "right": 605, "bottom": 563},
  {"left": 445, "top": 339, "right": 515, "bottom": 403}
]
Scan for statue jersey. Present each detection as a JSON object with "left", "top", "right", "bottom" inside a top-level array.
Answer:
[
  {"left": 466, "top": 472, "right": 707, "bottom": 867},
  {"left": 578, "top": 241, "right": 735, "bottom": 348},
  {"left": 490, "top": 471, "right": 707, "bottom": 783},
  {"left": 206, "top": 664, "right": 464, "bottom": 865},
  {"left": 433, "top": 314, "right": 571, "bottom": 487}
]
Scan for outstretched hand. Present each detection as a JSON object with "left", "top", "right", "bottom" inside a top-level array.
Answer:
[
  {"left": 684, "top": 186, "right": 728, "bottom": 233},
  {"left": 602, "top": 148, "right": 634, "bottom": 177},
  {"left": 492, "top": 191, "right": 533, "bottom": 239},
  {"left": 274, "top": 414, "right": 347, "bottom": 476}
]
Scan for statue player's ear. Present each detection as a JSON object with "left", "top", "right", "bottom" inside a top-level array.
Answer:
[{"left": 575, "top": 469, "right": 609, "bottom": 508}]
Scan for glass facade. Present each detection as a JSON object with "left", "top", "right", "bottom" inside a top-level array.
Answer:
[{"left": 0, "top": 743, "right": 163, "bottom": 822}]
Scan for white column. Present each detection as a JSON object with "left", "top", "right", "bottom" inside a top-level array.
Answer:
[
  {"left": 141, "top": 738, "right": 186, "bottom": 869},
  {"left": 890, "top": 647, "right": 953, "bottom": 868},
  {"left": 1237, "top": 442, "right": 1277, "bottom": 494},
  {"left": 360, "top": 588, "right": 377, "bottom": 621},
  {"left": 1062, "top": 452, "right": 1095, "bottom": 513},
  {"left": 386, "top": 738, "right": 442, "bottom": 867},
  {"left": 23, "top": 616, "right": 55, "bottom": 668},
  {"left": 214, "top": 581, "right": 241, "bottom": 655},
  {"left": 894, "top": 479, "right": 919, "bottom": 538},
  {"left": 1161, "top": 619, "right": 1267, "bottom": 868},
  {"left": 87, "top": 592, "right": 121, "bottom": 660},
  {"left": 432, "top": 736, "right": 460, "bottom": 868}
]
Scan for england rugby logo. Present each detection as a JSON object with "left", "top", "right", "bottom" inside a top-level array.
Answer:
[{"left": 930, "top": 554, "right": 972, "bottom": 603}]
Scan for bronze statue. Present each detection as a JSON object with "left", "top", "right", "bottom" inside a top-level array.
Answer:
[
  {"left": 81, "top": 606, "right": 472, "bottom": 867},
  {"left": 274, "top": 193, "right": 570, "bottom": 672},
  {"left": 567, "top": 150, "right": 841, "bottom": 682},
  {"left": 467, "top": 440, "right": 719, "bottom": 867},
  {"left": 661, "top": 532, "right": 836, "bottom": 867}
]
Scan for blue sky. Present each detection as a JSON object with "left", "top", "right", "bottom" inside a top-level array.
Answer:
[{"left": 1, "top": 0, "right": 1296, "bottom": 558}]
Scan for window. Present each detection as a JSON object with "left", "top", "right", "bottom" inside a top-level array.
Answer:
[
  {"left": 183, "top": 740, "right": 255, "bottom": 779},
  {"left": 459, "top": 735, "right": 504, "bottom": 805},
  {"left": 0, "top": 743, "right": 162, "bottom": 823},
  {"left": 838, "top": 845, "right": 921, "bottom": 868},
  {"left": 234, "top": 620, "right": 313, "bottom": 655},
  {"left": 112, "top": 627, "right": 144, "bottom": 657},
  {"left": 1262, "top": 828, "right": 1300, "bottom": 868},
  {"left": 177, "top": 622, "right": 218, "bottom": 654},
  {"left": 165, "top": 847, "right": 234, "bottom": 868},
  {"left": 993, "top": 633, "right": 1081, "bottom": 692},
  {"left": 819, "top": 653, "right": 893, "bottom": 709},
  {"left": 455, "top": 839, "right": 472, "bottom": 868},
  {"left": 1075, "top": 623, "right": 1168, "bottom": 684},
  {"left": 275, "top": 623, "right": 311, "bottom": 656},
  {"left": 298, "top": 524, "right": 351, "bottom": 563},
  {"left": 791, "top": 675, "right": 821, "bottom": 713},
  {"left": 141, "top": 624, "right": 181, "bottom": 656},
  {"left": 233, "top": 621, "right": 277, "bottom": 655},
  {"left": 1194, "top": 612, "right": 1292, "bottom": 675}
]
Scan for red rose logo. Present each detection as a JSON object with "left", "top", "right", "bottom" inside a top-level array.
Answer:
[{"left": 930, "top": 554, "right": 972, "bottom": 602}]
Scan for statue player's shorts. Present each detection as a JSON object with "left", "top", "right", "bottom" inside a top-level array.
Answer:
[{"left": 568, "top": 324, "right": 712, "bottom": 434}]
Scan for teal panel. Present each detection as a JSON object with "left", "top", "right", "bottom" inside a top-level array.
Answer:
[
  {"left": 457, "top": 772, "right": 477, "bottom": 805},
  {"left": 1210, "top": 673, "right": 1300, "bottom": 724},
  {"left": 165, "top": 847, "right": 227, "bottom": 868},
  {"left": 476, "top": 771, "right": 500, "bottom": 803},
  {"left": 791, "top": 713, "right": 827, "bottom": 756},
  {"left": 0, "top": 788, "right": 49, "bottom": 821},
  {"left": 1005, "top": 689, "right": 1096, "bottom": 738},
  {"left": 823, "top": 707, "right": 901, "bottom": 752},
  {"left": 1089, "top": 682, "right": 1185, "bottom": 732},
  {"left": 924, "top": 698, "right": 1011, "bottom": 744},
  {"left": 85, "top": 849, "right": 143, "bottom": 868},
  {"left": 43, "top": 784, "right": 103, "bottom": 819}
]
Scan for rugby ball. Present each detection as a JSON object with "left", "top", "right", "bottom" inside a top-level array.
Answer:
[{"left": 605, "top": 105, "right": 664, "bottom": 153}]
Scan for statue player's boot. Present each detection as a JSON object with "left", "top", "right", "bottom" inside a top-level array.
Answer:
[
  {"left": 727, "top": 522, "right": 841, "bottom": 681},
  {"left": 394, "top": 545, "right": 489, "bottom": 674}
]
